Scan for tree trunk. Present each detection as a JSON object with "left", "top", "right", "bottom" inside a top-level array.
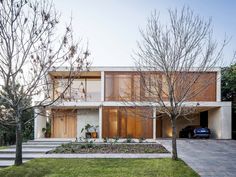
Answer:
[
  {"left": 15, "top": 121, "right": 22, "bottom": 165},
  {"left": 171, "top": 117, "right": 178, "bottom": 160}
]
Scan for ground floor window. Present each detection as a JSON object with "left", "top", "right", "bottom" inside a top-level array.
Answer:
[{"left": 102, "top": 107, "right": 153, "bottom": 138}]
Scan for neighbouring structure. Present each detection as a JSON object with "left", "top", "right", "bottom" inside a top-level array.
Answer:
[{"left": 34, "top": 67, "right": 232, "bottom": 140}]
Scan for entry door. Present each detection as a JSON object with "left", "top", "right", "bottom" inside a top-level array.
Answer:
[{"left": 53, "top": 110, "right": 77, "bottom": 138}]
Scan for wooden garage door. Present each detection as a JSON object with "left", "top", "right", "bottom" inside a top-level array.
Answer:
[{"left": 52, "top": 110, "right": 77, "bottom": 138}]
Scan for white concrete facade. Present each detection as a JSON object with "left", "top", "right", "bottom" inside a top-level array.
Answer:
[
  {"left": 208, "top": 103, "right": 232, "bottom": 139},
  {"left": 34, "top": 108, "right": 47, "bottom": 139},
  {"left": 34, "top": 67, "right": 232, "bottom": 140},
  {"left": 77, "top": 109, "right": 99, "bottom": 138}
]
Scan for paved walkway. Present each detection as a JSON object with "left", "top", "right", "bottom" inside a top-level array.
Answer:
[
  {"left": 0, "top": 140, "right": 70, "bottom": 167},
  {"left": 41, "top": 153, "right": 171, "bottom": 158},
  {"left": 158, "top": 139, "right": 236, "bottom": 177}
]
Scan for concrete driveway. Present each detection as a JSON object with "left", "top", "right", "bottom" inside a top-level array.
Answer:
[{"left": 158, "top": 139, "right": 236, "bottom": 177}]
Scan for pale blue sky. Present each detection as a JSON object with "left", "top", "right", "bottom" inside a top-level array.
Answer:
[{"left": 55, "top": 0, "right": 236, "bottom": 66}]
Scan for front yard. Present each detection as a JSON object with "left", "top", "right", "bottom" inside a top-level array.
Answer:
[
  {"left": 0, "top": 158, "right": 199, "bottom": 177},
  {"left": 48, "top": 142, "right": 168, "bottom": 154}
]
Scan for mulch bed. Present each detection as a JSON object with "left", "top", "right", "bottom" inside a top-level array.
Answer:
[{"left": 48, "top": 143, "right": 169, "bottom": 154}]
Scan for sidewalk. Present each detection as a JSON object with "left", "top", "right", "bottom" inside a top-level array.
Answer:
[{"left": 41, "top": 153, "right": 171, "bottom": 159}]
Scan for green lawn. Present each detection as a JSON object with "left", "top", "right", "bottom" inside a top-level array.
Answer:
[
  {"left": 0, "top": 146, "right": 7, "bottom": 150},
  {"left": 0, "top": 158, "right": 199, "bottom": 177}
]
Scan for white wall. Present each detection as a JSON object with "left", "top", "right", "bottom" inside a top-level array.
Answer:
[
  {"left": 208, "top": 105, "right": 232, "bottom": 139},
  {"left": 221, "top": 105, "right": 232, "bottom": 139},
  {"left": 208, "top": 108, "right": 221, "bottom": 138},
  {"left": 77, "top": 109, "right": 99, "bottom": 138},
  {"left": 34, "top": 108, "right": 47, "bottom": 139}
]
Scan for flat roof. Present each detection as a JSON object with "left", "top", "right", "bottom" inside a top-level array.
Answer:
[{"left": 49, "top": 66, "right": 221, "bottom": 72}]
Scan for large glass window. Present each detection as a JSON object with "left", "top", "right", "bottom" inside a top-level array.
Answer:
[
  {"left": 104, "top": 71, "right": 216, "bottom": 102},
  {"left": 102, "top": 107, "right": 153, "bottom": 138},
  {"left": 105, "top": 73, "right": 139, "bottom": 101},
  {"left": 54, "top": 79, "right": 71, "bottom": 100},
  {"left": 105, "top": 75, "right": 114, "bottom": 100},
  {"left": 53, "top": 78, "right": 101, "bottom": 101},
  {"left": 117, "top": 75, "right": 132, "bottom": 100},
  {"left": 105, "top": 72, "right": 163, "bottom": 101},
  {"left": 71, "top": 79, "right": 86, "bottom": 101},
  {"left": 86, "top": 79, "right": 101, "bottom": 101}
]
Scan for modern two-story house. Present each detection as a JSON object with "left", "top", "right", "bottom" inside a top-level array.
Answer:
[{"left": 34, "top": 67, "right": 232, "bottom": 140}]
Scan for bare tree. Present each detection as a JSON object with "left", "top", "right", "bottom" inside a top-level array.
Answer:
[
  {"left": 0, "top": 0, "right": 90, "bottom": 165},
  {"left": 133, "top": 7, "right": 227, "bottom": 160}
]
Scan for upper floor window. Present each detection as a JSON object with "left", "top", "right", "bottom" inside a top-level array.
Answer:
[
  {"left": 105, "top": 72, "right": 140, "bottom": 101},
  {"left": 53, "top": 78, "right": 101, "bottom": 101},
  {"left": 104, "top": 72, "right": 216, "bottom": 102}
]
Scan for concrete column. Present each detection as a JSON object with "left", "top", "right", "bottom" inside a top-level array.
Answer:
[
  {"left": 101, "top": 71, "right": 105, "bottom": 102},
  {"left": 208, "top": 102, "right": 232, "bottom": 139},
  {"left": 99, "top": 106, "right": 103, "bottom": 140},
  {"left": 220, "top": 104, "right": 232, "bottom": 139},
  {"left": 34, "top": 108, "right": 39, "bottom": 139},
  {"left": 153, "top": 107, "right": 157, "bottom": 139},
  {"left": 34, "top": 108, "right": 47, "bottom": 139},
  {"left": 216, "top": 70, "right": 221, "bottom": 101},
  {"left": 99, "top": 72, "right": 104, "bottom": 141}
]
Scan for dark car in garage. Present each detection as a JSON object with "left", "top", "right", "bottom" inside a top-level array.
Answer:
[{"left": 179, "top": 125, "right": 211, "bottom": 138}]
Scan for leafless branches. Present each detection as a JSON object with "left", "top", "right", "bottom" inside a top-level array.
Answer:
[
  {"left": 132, "top": 7, "right": 227, "bottom": 160},
  {"left": 133, "top": 7, "right": 226, "bottom": 118},
  {"left": 0, "top": 0, "right": 90, "bottom": 165}
]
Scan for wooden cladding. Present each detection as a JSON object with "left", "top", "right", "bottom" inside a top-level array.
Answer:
[
  {"left": 51, "top": 110, "right": 77, "bottom": 138},
  {"left": 104, "top": 72, "right": 216, "bottom": 102},
  {"left": 102, "top": 107, "right": 153, "bottom": 139}
]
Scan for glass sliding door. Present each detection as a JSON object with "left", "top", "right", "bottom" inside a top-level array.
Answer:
[{"left": 102, "top": 107, "right": 153, "bottom": 138}]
